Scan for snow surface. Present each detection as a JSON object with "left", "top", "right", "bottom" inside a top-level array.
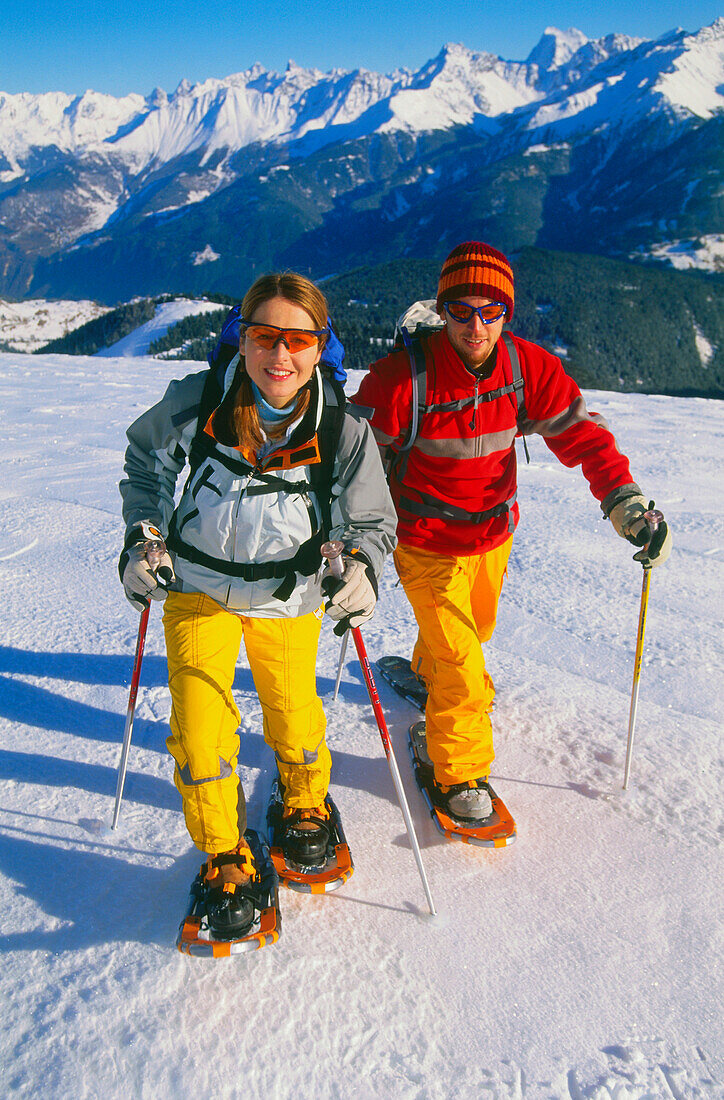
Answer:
[
  {"left": 0, "top": 353, "right": 721, "bottom": 1099},
  {"left": 527, "top": 28, "right": 590, "bottom": 71},
  {"left": 191, "top": 244, "right": 221, "bottom": 266},
  {"left": 95, "top": 299, "right": 223, "bottom": 358},
  {"left": 654, "top": 19, "right": 724, "bottom": 118}
]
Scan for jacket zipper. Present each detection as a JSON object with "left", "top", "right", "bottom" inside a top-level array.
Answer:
[
  {"left": 470, "top": 378, "right": 481, "bottom": 454},
  {"left": 231, "top": 459, "right": 263, "bottom": 565}
]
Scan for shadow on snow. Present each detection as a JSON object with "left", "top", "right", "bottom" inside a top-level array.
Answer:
[
  {"left": 0, "top": 673, "right": 168, "bottom": 749},
  {"left": 0, "top": 645, "right": 171, "bottom": 688},
  {"left": 0, "top": 749, "right": 178, "bottom": 811},
  {"left": 0, "top": 830, "right": 200, "bottom": 952}
]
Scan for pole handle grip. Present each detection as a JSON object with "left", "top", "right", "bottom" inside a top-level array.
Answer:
[
  {"left": 643, "top": 507, "right": 664, "bottom": 532},
  {"left": 321, "top": 540, "right": 345, "bottom": 578}
]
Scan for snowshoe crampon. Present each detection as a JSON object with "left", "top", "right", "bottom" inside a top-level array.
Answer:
[
  {"left": 377, "top": 655, "right": 428, "bottom": 710},
  {"left": 176, "top": 829, "right": 281, "bottom": 957},
  {"left": 267, "top": 781, "right": 354, "bottom": 894},
  {"left": 408, "top": 721, "right": 516, "bottom": 848}
]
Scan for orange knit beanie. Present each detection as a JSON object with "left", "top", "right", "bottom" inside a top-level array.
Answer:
[{"left": 436, "top": 241, "right": 514, "bottom": 320}]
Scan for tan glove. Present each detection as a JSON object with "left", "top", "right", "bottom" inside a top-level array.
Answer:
[
  {"left": 321, "top": 554, "right": 377, "bottom": 635},
  {"left": 603, "top": 486, "right": 672, "bottom": 569},
  {"left": 119, "top": 522, "right": 176, "bottom": 611}
]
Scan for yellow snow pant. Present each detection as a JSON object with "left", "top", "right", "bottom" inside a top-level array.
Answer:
[
  {"left": 393, "top": 537, "right": 512, "bottom": 786},
  {"left": 163, "top": 590, "right": 329, "bottom": 854}
]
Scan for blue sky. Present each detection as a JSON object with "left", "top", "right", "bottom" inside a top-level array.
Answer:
[{"left": 2, "top": 0, "right": 721, "bottom": 96}]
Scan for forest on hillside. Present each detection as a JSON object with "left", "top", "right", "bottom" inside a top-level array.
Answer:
[{"left": 37, "top": 251, "right": 723, "bottom": 398}]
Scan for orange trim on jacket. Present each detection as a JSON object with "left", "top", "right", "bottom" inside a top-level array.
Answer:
[{"left": 203, "top": 411, "right": 322, "bottom": 470}]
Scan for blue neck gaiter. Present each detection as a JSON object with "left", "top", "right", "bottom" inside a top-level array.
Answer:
[{"left": 250, "top": 380, "right": 295, "bottom": 424}]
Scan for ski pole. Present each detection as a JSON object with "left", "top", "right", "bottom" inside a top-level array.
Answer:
[
  {"left": 111, "top": 540, "right": 165, "bottom": 829},
  {"left": 322, "top": 542, "right": 437, "bottom": 916},
  {"left": 622, "top": 510, "right": 663, "bottom": 790},
  {"left": 332, "top": 630, "right": 350, "bottom": 700}
]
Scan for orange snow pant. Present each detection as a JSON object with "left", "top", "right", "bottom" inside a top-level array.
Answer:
[
  {"left": 163, "top": 591, "right": 329, "bottom": 854},
  {"left": 393, "top": 537, "right": 512, "bottom": 786}
]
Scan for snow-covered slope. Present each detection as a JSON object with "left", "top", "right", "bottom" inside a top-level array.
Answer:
[
  {"left": 0, "top": 352, "right": 720, "bottom": 1098},
  {"left": 647, "top": 233, "right": 724, "bottom": 273},
  {"left": 3, "top": 21, "right": 722, "bottom": 177},
  {"left": 655, "top": 18, "right": 724, "bottom": 116},
  {"left": 0, "top": 298, "right": 110, "bottom": 353},
  {"left": 95, "top": 299, "right": 222, "bottom": 358}
]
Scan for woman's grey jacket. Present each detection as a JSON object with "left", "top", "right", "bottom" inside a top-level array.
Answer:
[{"left": 120, "top": 362, "right": 397, "bottom": 618}]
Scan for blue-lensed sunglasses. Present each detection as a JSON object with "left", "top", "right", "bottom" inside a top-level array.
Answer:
[{"left": 443, "top": 300, "right": 507, "bottom": 325}]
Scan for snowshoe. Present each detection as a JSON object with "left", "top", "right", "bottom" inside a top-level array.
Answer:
[
  {"left": 377, "top": 655, "right": 428, "bottom": 710},
  {"left": 267, "top": 780, "right": 354, "bottom": 894},
  {"left": 408, "top": 720, "right": 516, "bottom": 848},
  {"left": 176, "top": 829, "right": 281, "bottom": 957}
]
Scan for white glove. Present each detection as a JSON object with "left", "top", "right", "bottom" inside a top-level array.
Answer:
[
  {"left": 321, "top": 556, "right": 377, "bottom": 635},
  {"left": 606, "top": 490, "right": 672, "bottom": 569},
  {"left": 120, "top": 524, "right": 176, "bottom": 611}
]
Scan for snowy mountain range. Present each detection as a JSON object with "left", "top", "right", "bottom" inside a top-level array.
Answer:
[{"left": 1, "top": 20, "right": 723, "bottom": 302}]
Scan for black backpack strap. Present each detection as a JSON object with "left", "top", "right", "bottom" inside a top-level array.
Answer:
[
  {"left": 309, "top": 375, "right": 347, "bottom": 536},
  {"left": 188, "top": 357, "right": 234, "bottom": 477},
  {"left": 170, "top": 371, "right": 346, "bottom": 602},
  {"left": 393, "top": 333, "right": 529, "bottom": 477},
  {"left": 399, "top": 331, "right": 427, "bottom": 453},
  {"left": 501, "top": 332, "right": 530, "bottom": 464},
  {"left": 167, "top": 532, "right": 325, "bottom": 583},
  {"left": 422, "top": 380, "right": 521, "bottom": 415},
  {"left": 501, "top": 333, "right": 526, "bottom": 419},
  {"left": 397, "top": 487, "right": 518, "bottom": 533}
]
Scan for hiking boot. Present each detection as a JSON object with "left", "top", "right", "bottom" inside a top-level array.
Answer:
[
  {"left": 435, "top": 779, "right": 493, "bottom": 823},
  {"left": 280, "top": 803, "right": 331, "bottom": 867},
  {"left": 203, "top": 840, "right": 256, "bottom": 937}
]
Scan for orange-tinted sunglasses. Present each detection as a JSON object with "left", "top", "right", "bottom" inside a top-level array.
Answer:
[
  {"left": 443, "top": 300, "right": 507, "bottom": 324},
  {"left": 241, "top": 321, "right": 327, "bottom": 353}
]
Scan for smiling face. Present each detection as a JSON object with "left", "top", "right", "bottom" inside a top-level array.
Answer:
[
  {"left": 241, "top": 296, "right": 322, "bottom": 408},
  {"left": 442, "top": 296, "right": 505, "bottom": 372}
]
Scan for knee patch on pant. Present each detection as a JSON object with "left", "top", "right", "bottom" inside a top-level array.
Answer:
[
  {"left": 176, "top": 755, "right": 234, "bottom": 787},
  {"left": 167, "top": 736, "right": 242, "bottom": 853},
  {"left": 271, "top": 723, "right": 331, "bottom": 808}
]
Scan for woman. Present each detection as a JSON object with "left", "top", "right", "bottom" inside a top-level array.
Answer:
[{"left": 119, "top": 272, "right": 396, "bottom": 938}]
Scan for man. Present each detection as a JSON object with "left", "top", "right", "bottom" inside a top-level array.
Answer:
[{"left": 351, "top": 241, "right": 671, "bottom": 823}]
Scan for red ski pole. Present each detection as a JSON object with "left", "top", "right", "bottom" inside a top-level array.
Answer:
[
  {"left": 111, "top": 540, "right": 165, "bottom": 830},
  {"left": 322, "top": 542, "right": 436, "bottom": 916}
]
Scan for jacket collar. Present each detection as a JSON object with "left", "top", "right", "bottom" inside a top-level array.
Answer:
[
  {"left": 432, "top": 327, "right": 500, "bottom": 385},
  {"left": 206, "top": 363, "right": 324, "bottom": 468}
]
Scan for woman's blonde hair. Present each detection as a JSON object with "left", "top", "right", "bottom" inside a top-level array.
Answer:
[{"left": 230, "top": 272, "right": 329, "bottom": 456}]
